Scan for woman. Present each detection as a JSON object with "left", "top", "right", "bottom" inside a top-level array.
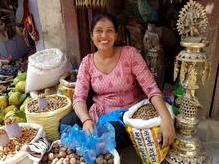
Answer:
[{"left": 60, "top": 13, "right": 175, "bottom": 149}]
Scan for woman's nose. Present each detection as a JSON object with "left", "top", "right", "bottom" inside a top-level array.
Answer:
[{"left": 100, "top": 31, "right": 107, "bottom": 37}]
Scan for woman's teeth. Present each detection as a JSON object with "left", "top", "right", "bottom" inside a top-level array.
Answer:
[{"left": 101, "top": 40, "right": 109, "bottom": 44}]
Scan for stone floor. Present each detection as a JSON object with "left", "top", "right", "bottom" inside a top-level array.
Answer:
[
  {"left": 121, "top": 143, "right": 219, "bottom": 164},
  {"left": 120, "top": 145, "right": 142, "bottom": 164}
]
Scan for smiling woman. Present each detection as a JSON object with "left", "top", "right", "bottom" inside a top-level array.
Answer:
[{"left": 60, "top": 12, "right": 175, "bottom": 150}]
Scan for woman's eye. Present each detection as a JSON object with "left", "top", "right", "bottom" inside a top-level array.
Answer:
[
  {"left": 107, "top": 29, "right": 114, "bottom": 33},
  {"left": 95, "top": 29, "right": 102, "bottom": 33}
]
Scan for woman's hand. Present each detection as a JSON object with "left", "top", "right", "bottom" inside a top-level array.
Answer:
[
  {"left": 160, "top": 117, "right": 175, "bottom": 148},
  {"left": 150, "top": 96, "right": 176, "bottom": 148},
  {"left": 82, "top": 119, "right": 95, "bottom": 135}
]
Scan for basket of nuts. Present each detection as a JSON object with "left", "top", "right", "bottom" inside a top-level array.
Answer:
[
  {"left": 40, "top": 140, "right": 120, "bottom": 164},
  {"left": 123, "top": 99, "right": 174, "bottom": 164},
  {"left": 0, "top": 122, "right": 44, "bottom": 164},
  {"left": 25, "top": 94, "right": 72, "bottom": 141}
]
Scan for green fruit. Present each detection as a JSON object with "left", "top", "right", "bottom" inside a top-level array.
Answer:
[
  {"left": 4, "top": 111, "right": 16, "bottom": 119},
  {"left": 0, "top": 112, "right": 4, "bottom": 124},
  {"left": 0, "top": 95, "right": 8, "bottom": 110},
  {"left": 4, "top": 110, "right": 26, "bottom": 123},
  {"left": 15, "top": 81, "right": 26, "bottom": 93},
  {"left": 20, "top": 97, "right": 31, "bottom": 111},
  {"left": 15, "top": 116, "right": 26, "bottom": 123},
  {"left": 3, "top": 105, "right": 17, "bottom": 115},
  {"left": 9, "top": 92, "right": 22, "bottom": 106},
  {"left": 13, "top": 72, "right": 27, "bottom": 85}
]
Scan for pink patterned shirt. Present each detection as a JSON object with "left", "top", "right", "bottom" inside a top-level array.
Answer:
[{"left": 73, "top": 46, "right": 162, "bottom": 123}]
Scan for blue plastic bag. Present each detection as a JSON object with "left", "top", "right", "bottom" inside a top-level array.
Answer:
[
  {"left": 60, "top": 122, "right": 116, "bottom": 164},
  {"left": 97, "top": 109, "right": 127, "bottom": 127}
]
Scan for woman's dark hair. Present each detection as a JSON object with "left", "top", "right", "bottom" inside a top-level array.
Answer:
[{"left": 90, "top": 12, "right": 118, "bottom": 33}]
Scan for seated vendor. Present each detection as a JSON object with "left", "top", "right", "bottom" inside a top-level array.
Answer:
[{"left": 60, "top": 12, "right": 175, "bottom": 150}]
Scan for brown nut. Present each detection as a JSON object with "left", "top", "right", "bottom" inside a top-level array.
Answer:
[
  {"left": 63, "top": 158, "right": 70, "bottom": 164},
  {"left": 104, "top": 153, "right": 113, "bottom": 160},
  {"left": 60, "top": 147, "right": 67, "bottom": 152},
  {"left": 107, "top": 159, "right": 114, "bottom": 164},
  {"left": 42, "top": 154, "right": 48, "bottom": 162},
  {"left": 69, "top": 153, "right": 77, "bottom": 159},
  {"left": 96, "top": 156, "right": 104, "bottom": 164},
  {"left": 70, "top": 157, "right": 76, "bottom": 164},
  {"left": 66, "top": 148, "right": 72, "bottom": 155},
  {"left": 56, "top": 160, "right": 63, "bottom": 164},
  {"left": 79, "top": 157, "right": 85, "bottom": 162},
  {"left": 58, "top": 151, "right": 66, "bottom": 158},
  {"left": 103, "top": 159, "right": 107, "bottom": 164},
  {"left": 52, "top": 158, "right": 59, "bottom": 164},
  {"left": 48, "top": 153, "right": 55, "bottom": 161}
]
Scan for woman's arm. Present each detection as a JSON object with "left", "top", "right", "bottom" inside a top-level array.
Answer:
[
  {"left": 130, "top": 47, "right": 175, "bottom": 146},
  {"left": 73, "top": 55, "right": 94, "bottom": 134},
  {"left": 151, "top": 96, "right": 175, "bottom": 147},
  {"left": 74, "top": 102, "right": 95, "bottom": 135}
]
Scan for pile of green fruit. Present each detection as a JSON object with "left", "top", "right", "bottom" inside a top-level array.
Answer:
[{"left": 0, "top": 72, "right": 31, "bottom": 126}]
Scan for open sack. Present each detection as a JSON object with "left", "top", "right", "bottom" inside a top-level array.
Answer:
[
  {"left": 123, "top": 99, "right": 174, "bottom": 164},
  {"left": 25, "top": 48, "right": 71, "bottom": 92},
  {"left": 0, "top": 123, "right": 46, "bottom": 164}
]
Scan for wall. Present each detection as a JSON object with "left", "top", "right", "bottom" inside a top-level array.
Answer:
[
  {"left": 196, "top": 0, "right": 219, "bottom": 118},
  {"left": 35, "top": 0, "right": 67, "bottom": 55}
]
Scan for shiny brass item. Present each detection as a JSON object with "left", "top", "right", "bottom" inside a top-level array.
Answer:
[{"left": 165, "top": 0, "right": 212, "bottom": 163}]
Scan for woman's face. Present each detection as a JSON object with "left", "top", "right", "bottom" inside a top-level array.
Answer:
[{"left": 91, "top": 18, "right": 117, "bottom": 51}]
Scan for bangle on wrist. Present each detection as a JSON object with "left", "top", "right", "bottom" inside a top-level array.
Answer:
[{"left": 82, "top": 118, "right": 92, "bottom": 125}]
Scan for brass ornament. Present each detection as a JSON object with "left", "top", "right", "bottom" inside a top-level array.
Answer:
[
  {"left": 202, "top": 61, "right": 211, "bottom": 85},
  {"left": 74, "top": 0, "right": 109, "bottom": 8},
  {"left": 174, "top": 60, "right": 180, "bottom": 82},
  {"left": 163, "top": 0, "right": 185, "bottom": 4},
  {"left": 176, "top": 0, "right": 208, "bottom": 41},
  {"left": 165, "top": 1, "right": 212, "bottom": 163},
  {"left": 179, "top": 61, "right": 188, "bottom": 85},
  {"left": 187, "top": 63, "right": 198, "bottom": 89}
]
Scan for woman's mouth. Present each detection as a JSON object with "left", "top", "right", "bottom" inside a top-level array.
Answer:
[{"left": 100, "top": 40, "right": 109, "bottom": 44}]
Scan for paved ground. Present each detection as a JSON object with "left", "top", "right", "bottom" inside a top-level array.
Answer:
[
  {"left": 120, "top": 142, "right": 219, "bottom": 164},
  {"left": 120, "top": 145, "right": 142, "bottom": 164}
]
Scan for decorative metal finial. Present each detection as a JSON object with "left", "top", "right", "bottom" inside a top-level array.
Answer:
[{"left": 176, "top": 0, "right": 208, "bottom": 41}]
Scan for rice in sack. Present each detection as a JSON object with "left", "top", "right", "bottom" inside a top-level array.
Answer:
[{"left": 123, "top": 99, "right": 174, "bottom": 164}]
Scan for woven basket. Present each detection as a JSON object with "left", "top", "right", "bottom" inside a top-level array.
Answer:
[{"left": 25, "top": 94, "right": 72, "bottom": 141}]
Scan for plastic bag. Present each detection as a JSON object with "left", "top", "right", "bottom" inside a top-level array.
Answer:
[
  {"left": 60, "top": 122, "right": 116, "bottom": 164},
  {"left": 97, "top": 109, "right": 127, "bottom": 127}
]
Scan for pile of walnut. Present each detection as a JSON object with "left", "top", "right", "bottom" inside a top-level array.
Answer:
[
  {"left": 0, "top": 128, "right": 37, "bottom": 160},
  {"left": 40, "top": 142, "right": 114, "bottom": 164},
  {"left": 132, "top": 104, "right": 159, "bottom": 120},
  {"left": 27, "top": 95, "right": 68, "bottom": 113}
]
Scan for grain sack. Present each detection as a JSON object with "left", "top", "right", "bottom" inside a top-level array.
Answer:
[
  {"left": 0, "top": 123, "right": 44, "bottom": 164},
  {"left": 25, "top": 94, "right": 72, "bottom": 141},
  {"left": 123, "top": 99, "right": 174, "bottom": 164},
  {"left": 25, "top": 48, "right": 71, "bottom": 92}
]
